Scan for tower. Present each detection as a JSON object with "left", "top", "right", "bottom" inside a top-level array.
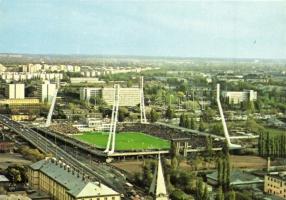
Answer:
[
  {"left": 140, "top": 76, "right": 147, "bottom": 123},
  {"left": 104, "top": 84, "right": 120, "bottom": 155},
  {"left": 149, "top": 154, "right": 169, "bottom": 200}
]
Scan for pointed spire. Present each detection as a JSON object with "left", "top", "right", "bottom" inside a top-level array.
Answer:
[{"left": 149, "top": 154, "right": 169, "bottom": 200}]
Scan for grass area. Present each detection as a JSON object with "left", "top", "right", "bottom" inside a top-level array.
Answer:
[{"left": 73, "top": 132, "right": 170, "bottom": 151}]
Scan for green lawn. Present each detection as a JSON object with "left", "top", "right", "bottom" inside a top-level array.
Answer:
[{"left": 72, "top": 132, "right": 170, "bottom": 151}]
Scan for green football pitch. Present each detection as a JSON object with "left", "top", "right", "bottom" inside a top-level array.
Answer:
[{"left": 72, "top": 132, "right": 170, "bottom": 151}]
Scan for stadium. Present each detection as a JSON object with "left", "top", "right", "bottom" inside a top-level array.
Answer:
[{"left": 72, "top": 131, "right": 170, "bottom": 151}]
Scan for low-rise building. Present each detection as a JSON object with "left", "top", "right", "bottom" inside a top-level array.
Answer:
[
  {"left": 207, "top": 170, "right": 264, "bottom": 188},
  {"left": 27, "top": 158, "right": 121, "bottom": 200},
  {"left": 0, "top": 98, "right": 40, "bottom": 106},
  {"left": 222, "top": 90, "right": 257, "bottom": 104},
  {"left": 11, "top": 114, "right": 36, "bottom": 121},
  {"left": 264, "top": 172, "right": 286, "bottom": 199},
  {"left": 70, "top": 77, "right": 105, "bottom": 84}
]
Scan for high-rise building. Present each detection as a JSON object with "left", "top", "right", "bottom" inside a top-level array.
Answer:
[
  {"left": 5, "top": 83, "right": 25, "bottom": 99},
  {"left": 80, "top": 87, "right": 102, "bottom": 102},
  {"left": 102, "top": 87, "right": 140, "bottom": 107},
  {"left": 80, "top": 87, "right": 141, "bottom": 106},
  {"left": 38, "top": 81, "right": 57, "bottom": 103}
]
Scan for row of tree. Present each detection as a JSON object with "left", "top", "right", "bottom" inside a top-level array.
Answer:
[
  {"left": 258, "top": 132, "right": 286, "bottom": 158},
  {"left": 179, "top": 113, "right": 196, "bottom": 129}
]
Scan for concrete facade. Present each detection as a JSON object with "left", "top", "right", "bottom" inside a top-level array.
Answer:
[
  {"left": 264, "top": 173, "right": 286, "bottom": 199},
  {"left": 5, "top": 84, "right": 25, "bottom": 99},
  {"left": 28, "top": 158, "right": 121, "bottom": 200},
  {"left": 222, "top": 90, "right": 257, "bottom": 104},
  {"left": 38, "top": 81, "right": 57, "bottom": 103}
]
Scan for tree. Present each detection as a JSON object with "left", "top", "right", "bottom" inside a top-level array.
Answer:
[
  {"left": 166, "top": 106, "right": 175, "bottom": 119},
  {"left": 196, "top": 179, "right": 204, "bottom": 200},
  {"left": 185, "top": 115, "right": 190, "bottom": 129},
  {"left": 177, "top": 91, "right": 185, "bottom": 107},
  {"left": 199, "top": 119, "right": 205, "bottom": 131},
  {"left": 118, "top": 107, "right": 129, "bottom": 122},
  {"left": 246, "top": 100, "right": 255, "bottom": 113},
  {"left": 191, "top": 118, "right": 196, "bottom": 130},
  {"left": 202, "top": 185, "right": 209, "bottom": 200},
  {"left": 228, "top": 190, "right": 236, "bottom": 200},
  {"left": 215, "top": 187, "right": 224, "bottom": 200},
  {"left": 170, "top": 189, "right": 189, "bottom": 200},
  {"left": 171, "top": 156, "right": 179, "bottom": 170},
  {"left": 150, "top": 108, "right": 159, "bottom": 123},
  {"left": 179, "top": 113, "right": 185, "bottom": 127},
  {"left": 127, "top": 80, "right": 133, "bottom": 87},
  {"left": 210, "top": 124, "right": 224, "bottom": 136}
]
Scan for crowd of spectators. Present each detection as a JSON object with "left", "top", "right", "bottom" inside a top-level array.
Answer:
[
  {"left": 49, "top": 123, "right": 79, "bottom": 135},
  {"left": 120, "top": 123, "right": 222, "bottom": 148}
]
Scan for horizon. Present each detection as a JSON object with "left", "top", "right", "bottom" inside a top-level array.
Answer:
[
  {"left": 0, "top": 0, "right": 286, "bottom": 59},
  {"left": 1, "top": 52, "right": 286, "bottom": 61}
]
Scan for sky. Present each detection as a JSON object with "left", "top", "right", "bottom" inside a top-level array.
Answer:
[{"left": 0, "top": 0, "right": 285, "bottom": 59}]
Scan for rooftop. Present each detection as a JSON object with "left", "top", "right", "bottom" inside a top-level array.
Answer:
[
  {"left": 0, "top": 175, "right": 9, "bottom": 182},
  {"left": 30, "top": 158, "right": 119, "bottom": 198},
  {"left": 207, "top": 170, "right": 264, "bottom": 185}
]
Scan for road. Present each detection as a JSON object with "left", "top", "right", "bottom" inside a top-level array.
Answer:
[{"left": 0, "top": 114, "right": 133, "bottom": 198}]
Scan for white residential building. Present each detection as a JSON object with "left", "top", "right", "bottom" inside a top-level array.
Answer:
[
  {"left": 102, "top": 87, "right": 141, "bottom": 106},
  {"left": 5, "top": 83, "right": 25, "bottom": 99},
  {"left": 222, "top": 90, "right": 257, "bottom": 104},
  {"left": 80, "top": 86, "right": 141, "bottom": 106},
  {"left": 0, "top": 64, "right": 6, "bottom": 72},
  {"left": 38, "top": 81, "right": 57, "bottom": 103},
  {"left": 80, "top": 87, "right": 102, "bottom": 102}
]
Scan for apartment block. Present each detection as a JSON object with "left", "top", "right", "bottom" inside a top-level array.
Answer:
[
  {"left": 5, "top": 83, "right": 25, "bottom": 99},
  {"left": 80, "top": 87, "right": 102, "bottom": 102},
  {"left": 38, "top": 81, "right": 57, "bottom": 103},
  {"left": 102, "top": 87, "right": 140, "bottom": 107},
  {"left": 222, "top": 90, "right": 257, "bottom": 104}
]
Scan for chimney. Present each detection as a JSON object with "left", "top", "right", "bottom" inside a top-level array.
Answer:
[{"left": 267, "top": 157, "right": 271, "bottom": 172}]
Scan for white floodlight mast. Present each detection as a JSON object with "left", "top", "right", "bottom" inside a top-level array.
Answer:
[
  {"left": 216, "top": 84, "right": 241, "bottom": 149},
  {"left": 45, "top": 79, "right": 60, "bottom": 127},
  {"left": 140, "top": 76, "right": 147, "bottom": 123}
]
